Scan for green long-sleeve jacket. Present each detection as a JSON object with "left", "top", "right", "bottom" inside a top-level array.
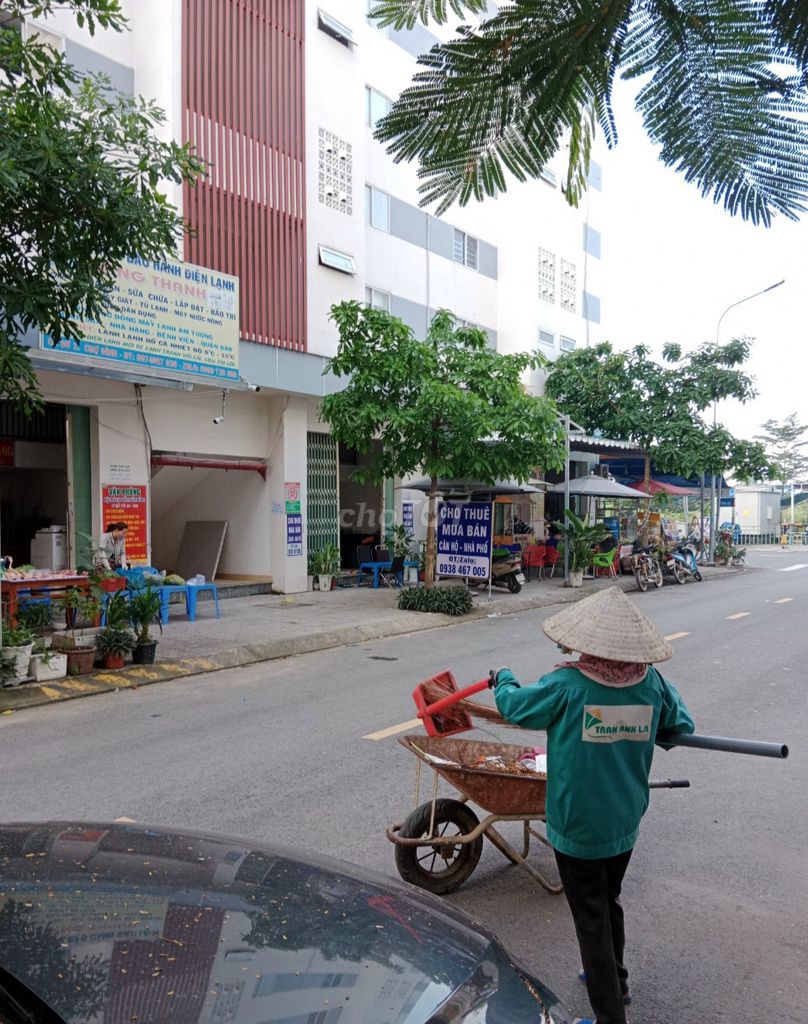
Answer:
[{"left": 494, "top": 666, "right": 695, "bottom": 859}]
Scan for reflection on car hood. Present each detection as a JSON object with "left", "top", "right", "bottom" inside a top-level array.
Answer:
[{"left": 0, "top": 822, "right": 568, "bottom": 1024}]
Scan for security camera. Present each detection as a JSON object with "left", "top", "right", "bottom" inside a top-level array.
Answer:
[
  {"left": 247, "top": 384, "right": 261, "bottom": 392},
  {"left": 213, "top": 416, "right": 224, "bottom": 425}
]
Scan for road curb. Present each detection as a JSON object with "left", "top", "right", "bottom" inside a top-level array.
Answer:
[{"left": 0, "top": 568, "right": 740, "bottom": 714}]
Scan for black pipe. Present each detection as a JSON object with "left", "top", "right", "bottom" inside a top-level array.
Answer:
[
  {"left": 649, "top": 779, "right": 690, "bottom": 788},
  {"left": 657, "top": 731, "right": 789, "bottom": 759}
]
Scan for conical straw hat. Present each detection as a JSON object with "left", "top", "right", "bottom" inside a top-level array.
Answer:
[{"left": 542, "top": 587, "right": 672, "bottom": 663}]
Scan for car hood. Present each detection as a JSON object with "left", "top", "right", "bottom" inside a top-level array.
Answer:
[{"left": 0, "top": 822, "right": 569, "bottom": 1024}]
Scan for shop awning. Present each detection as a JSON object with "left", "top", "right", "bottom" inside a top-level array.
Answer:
[
  {"left": 628, "top": 480, "right": 700, "bottom": 497},
  {"left": 549, "top": 474, "right": 646, "bottom": 499}
]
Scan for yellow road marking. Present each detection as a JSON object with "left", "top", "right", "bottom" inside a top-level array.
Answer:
[
  {"left": 59, "top": 678, "right": 99, "bottom": 693},
  {"left": 775, "top": 597, "right": 793, "bottom": 604},
  {"left": 363, "top": 718, "right": 422, "bottom": 741},
  {"left": 664, "top": 631, "right": 691, "bottom": 641},
  {"left": 39, "top": 685, "right": 63, "bottom": 700},
  {"left": 726, "top": 612, "right": 751, "bottom": 620}
]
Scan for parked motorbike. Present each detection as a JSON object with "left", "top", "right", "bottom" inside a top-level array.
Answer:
[
  {"left": 467, "top": 548, "right": 525, "bottom": 593},
  {"left": 671, "top": 539, "right": 702, "bottom": 582},
  {"left": 631, "top": 543, "right": 663, "bottom": 592}
]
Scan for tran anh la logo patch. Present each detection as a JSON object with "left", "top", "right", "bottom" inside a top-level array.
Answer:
[{"left": 582, "top": 704, "right": 653, "bottom": 743}]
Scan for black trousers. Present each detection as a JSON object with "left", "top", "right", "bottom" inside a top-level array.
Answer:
[{"left": 554, "top": 848, "right": 633, "bottom": 1024}]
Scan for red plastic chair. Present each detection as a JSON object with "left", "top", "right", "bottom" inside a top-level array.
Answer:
[
  {"left": 544, "top": 546, "right": 561, "bottom": 578},
  {"left": 523, "top": 545, "right": 546, "bottom": 581}
]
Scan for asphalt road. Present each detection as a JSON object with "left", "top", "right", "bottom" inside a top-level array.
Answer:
[{"left": 2, "top": 548, "right": 806, "bottom": 1023}]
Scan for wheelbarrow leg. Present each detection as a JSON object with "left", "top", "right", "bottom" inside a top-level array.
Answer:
[{"left": 483, "top": 823, "right": 563, "bottom": 895}]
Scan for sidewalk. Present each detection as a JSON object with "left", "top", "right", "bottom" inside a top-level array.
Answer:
[{"left": 1, "top": 565, "right": 740, "bottom": 713}]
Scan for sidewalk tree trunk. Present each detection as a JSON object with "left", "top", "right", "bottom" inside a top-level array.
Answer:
[
  {"left": 320, "top": 304, "right": 566, "bottom": 588},
  {"left": 0, "top": 0, "right": 204, "bottom": 415}
]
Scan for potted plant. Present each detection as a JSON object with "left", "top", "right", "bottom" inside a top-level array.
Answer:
[
  {"left": 55, "top": 588, "right": 102, "bottom": 649},
  {"left": 313, "top": 543, "right": 340, "bottom": 592},
  {"left": 17, "top": 600, "right": 55, "bottom": 640},
  {"left": 554, "top": 509, "right": 611, "bottom": 588},
  {"left": 95, "top": 625, "right": 136, "bottom": 670},
  {"left": 306, "top": 553, "right": 317, "bottom": 592},
  {"left": 0, "top": 649, "right": 18, "bottom": 688},
  {"left": 391, "top": 525, "right": 418, "bottom": 584},
  {"left": 128, "top": 584, "right": 163, "bottom": 664},
  {"left": 29, "top": 641, "right": 67, "bottom": 683},
  {"left": 1, "top": 623, "right": 36, "bottom": 683}
]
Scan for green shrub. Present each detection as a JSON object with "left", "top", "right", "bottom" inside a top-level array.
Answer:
[
  {"left": 398, "top": 585, "right": 473, "bottom": 616},
  {"left": 17, "top": 601, "right": 54, "bottom": 633}
]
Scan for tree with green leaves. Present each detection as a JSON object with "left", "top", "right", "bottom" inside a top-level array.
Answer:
[
  {"left": 754, "top": 413, "right": 808, "bottom": 501},
  {"left": 0, "top": 0, "right": 203, "bottom": 415},
  {"left": 544, "top": 339, "right": 771, "bottom": 539},
  {"left": 370, "top": 1, "right": 808, "bottom": 225},
  {"left": 320, "top": 304, "right": 565, "bottom": 586}
]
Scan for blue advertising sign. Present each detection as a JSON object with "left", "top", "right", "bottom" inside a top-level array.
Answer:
[
  {"left": 286, "top": 513, "right": 303, "bottom": 556},
  {"left": 437, "top": 501, "right": 493, "bottom": 578},
  {"left": 402, "top": 502, "right": 414, "bottom": 531}
]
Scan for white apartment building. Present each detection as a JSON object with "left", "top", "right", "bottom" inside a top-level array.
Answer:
[{"left": 8, "top": 1, "right": 605, "bottom": 592}]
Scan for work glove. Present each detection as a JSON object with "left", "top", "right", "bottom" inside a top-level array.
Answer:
[{"left": 488, "top": 668, "right": 517, "bottom": 689}]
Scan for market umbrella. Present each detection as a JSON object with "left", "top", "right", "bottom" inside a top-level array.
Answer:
[
  {"left": 401, "top": 477, "right": 543, "bottom": 497},
  {"left": 627, "top": 479, "right": 699, "bottom": 496},
  {"left": 549, "top": 474, "right": 647, "bottom": 499}
]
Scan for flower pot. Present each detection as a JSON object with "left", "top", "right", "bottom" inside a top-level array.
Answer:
[
  {"left": 99, "top": 577, "right": 126, "bottom": 593},
  {"left": 3, "top": 643, "right": 33, "bottom": 684},
  {"left": 132, "top": 641, "right": 158, "bottom": 665},
  {"left": 317, "top": 574, "right": 333, "bottom": 592},
  {"left": 102, "top": 653, "right": 125, "bottom": 670},
  {"left": 30, "top": 652, "right": 67, "bottom": 682},
  {"left": 568, "top": 570, "right": 584, "bottom": 588},
  {"left": 52, "top": 629, "right": 100, "bottom": 651},
  {"left": 65, "top": 647, "right": 97, "bottom": 676}
]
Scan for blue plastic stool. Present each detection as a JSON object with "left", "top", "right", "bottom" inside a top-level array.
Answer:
[
  {"left": 186, "top": 583, "right": 220, "bottom": 622},
  {"left": 158, "top": 585, "right": 190, "bottom": 625}
]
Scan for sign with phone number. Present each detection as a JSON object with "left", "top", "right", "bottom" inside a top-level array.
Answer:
[{"left": 436, "top": 501, "right": 493, "bottom": 577}]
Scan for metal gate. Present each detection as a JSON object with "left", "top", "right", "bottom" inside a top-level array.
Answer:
[{"left": 306, "top": 432, "right": 338, "bottom": 555}]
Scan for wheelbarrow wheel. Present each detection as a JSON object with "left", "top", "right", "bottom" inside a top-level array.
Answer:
[{"left": 395, "top": 798, "right": 483, "bottom": 895}]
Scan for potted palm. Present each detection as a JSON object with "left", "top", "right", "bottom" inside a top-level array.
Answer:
[
  {"left": 54, "top": 588, "right": 102, "bottom": 650},
  {"left": 128, "top": 583, "right": 162, "bottom": 664},
  {"left": 391, "top": 525, "right": 417, "bottom": 583},
  {"left": 554, "top": 509, "right": 611, "bottom": 588},
  {"left": 314, "top": 543, "right": 340, "bottom": 592},
  {"left": 95, "top": 625, "right": 135, "bottom": 669},
  {"left": 1, "top": 624, "right": 36, "bottom": 683}
]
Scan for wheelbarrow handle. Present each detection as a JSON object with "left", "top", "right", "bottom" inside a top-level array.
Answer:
[
  {"left": 657, "top": 731, "right": 789, "bottom": 759},
  {"left": 649, "top": 778, "right": 690, "bottom": 789}
]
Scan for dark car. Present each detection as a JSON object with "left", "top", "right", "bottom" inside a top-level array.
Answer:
[{"left": 0, "top": 821, "right": 571, "bottom": 1024}]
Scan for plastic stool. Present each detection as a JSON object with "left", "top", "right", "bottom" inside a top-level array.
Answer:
[
  {"left": 158, "top": 585, "right": 191, "bottom": 625},
  {"left": 186, "top": 583, "right": 220, "bottom": 622}
]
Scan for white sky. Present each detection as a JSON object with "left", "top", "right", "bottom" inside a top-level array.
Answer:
[{"left": 598, "top": 79, "right": 808, "bottom": 442}]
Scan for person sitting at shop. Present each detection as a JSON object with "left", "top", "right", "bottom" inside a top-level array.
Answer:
[
  {"left": 100, "top": 522, "right": 129, "bottom": 571},
  {"left": 545, "top": 524, "right": 561, "bottom": 549},
  {"left": 595, "top": 532, "right": 617, "bottom": 554}
]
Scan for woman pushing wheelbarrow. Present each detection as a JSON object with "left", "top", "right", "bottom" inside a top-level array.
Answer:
[{"left": 488, "top": 587, "right": 694, "bottom": 1024}]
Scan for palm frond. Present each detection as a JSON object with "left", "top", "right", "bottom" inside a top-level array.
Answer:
[
  {"left": 624, "top": 0, "right": 808, "bottom": 224},
  {"left": 376, "top": 0, "right": 633, "bottom": 214},
  {"left": 368, "top": 0, "right": 487, "bottom": 31},
  {"left": 764, "top": 0, "right": 808, "bottom": 71}
]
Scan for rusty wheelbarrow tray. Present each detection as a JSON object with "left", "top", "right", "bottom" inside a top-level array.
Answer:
[{"left": 386, "top": 734, "right": 562, "bottom": 896}]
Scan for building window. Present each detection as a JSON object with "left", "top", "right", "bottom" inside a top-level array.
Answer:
[
  {"left": 538, "top": 329, "right": 555, "bottom": 348},
  {"left": 538, "top": 247, "right": 556, "bottom": 304},
  {"left": 24, "top": 22, "right": 63, "bottom": 52},
  {"left": 365, "top": 184, "right": 390, "bottom": 231},
  {"left": 318, "top": 128, "right": 352, "bottom": 214},
  {"left": 365, "top": 85, "right": 392, "bottom": 128},
  {"left": 539, "top": 167, "right": 557, "bottom": 187},
  {"left": 318, "top": 244, "right": 355, "bottom": 275},
  {"left": 317, "top": 8, "right": 354, "bottom": 46},
  {"left": 453, "top": 230, "right": 479, "bottom": 270},
  {"left": 560, "top": 335, "right": 576, "bottom": 352},
  {"left": 365, "top": 286, "right": 391, "bottom": 311},
  {"left": 560, "top": 259, "right": 577, "bottom": 313}
]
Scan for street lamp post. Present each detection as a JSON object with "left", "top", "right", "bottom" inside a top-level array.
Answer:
[{"left": 709, "top": 279, "right": 785, "bottom": 561}]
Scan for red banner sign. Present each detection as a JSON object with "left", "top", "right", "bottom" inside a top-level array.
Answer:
[
  {"left": 101, "top": 484, "right": 148, "bottom": 564},
  {"left": 0, "top": 440, "right": 13, "bottom": 467}
]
